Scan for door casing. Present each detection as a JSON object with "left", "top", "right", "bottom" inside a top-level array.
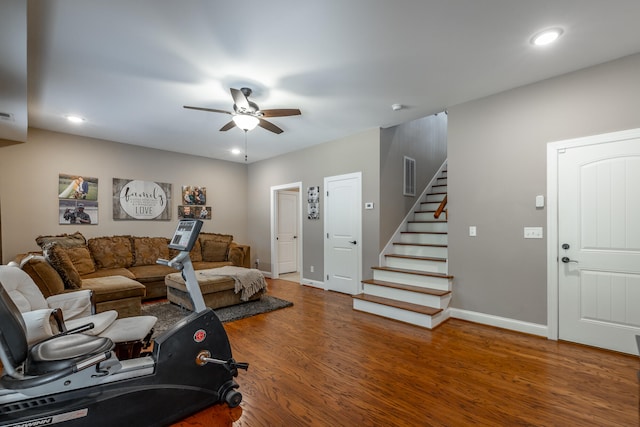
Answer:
[
  {"left": 270, "top": 182, "right": 302, "bottom": 279},
  {"left": 546, "top": 127, "right": 640, "bottom": 340}
]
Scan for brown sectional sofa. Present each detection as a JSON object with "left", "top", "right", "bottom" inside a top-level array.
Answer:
[{"left": 16, "top": 231, "right": 250, "bottom": 317}]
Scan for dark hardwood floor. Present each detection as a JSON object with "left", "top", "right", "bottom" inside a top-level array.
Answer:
[{"left": 174, "top": 278, "right": 639, "bottom": 426}]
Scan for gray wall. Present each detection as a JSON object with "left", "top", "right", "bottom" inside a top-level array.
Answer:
[
  {"left": 448, "top": 53, "right": 640, "bottom": 325},
  {"left": 380, "top": 113, "right": 448, "bottom": 246},
  {"left": 0, "top": 128, "right": 248, "bottom": 262},
  {"left": 247, "top": 128, "right": 380, "bottom": 282}
]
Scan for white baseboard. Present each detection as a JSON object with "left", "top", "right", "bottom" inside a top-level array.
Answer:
[
  {"left": 300, "top": 278, "right": 324, "bottom": 289},
  {"left": 260, "top": 270, "right": 272, "bottom": 278},
  {"left": 449, "top": 308, "right": 548, "bottom": 337}
]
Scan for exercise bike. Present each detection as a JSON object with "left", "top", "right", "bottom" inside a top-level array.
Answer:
[{"left": 0, "top": 219, "right": 248, "bottom": 426}]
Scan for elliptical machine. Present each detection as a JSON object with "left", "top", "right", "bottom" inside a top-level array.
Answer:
[{"left": 0, "top": 219, "right": 248, "bottom": 426}]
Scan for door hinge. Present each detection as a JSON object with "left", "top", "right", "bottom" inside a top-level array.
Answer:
[
  {"left": 327, "top": 233, "right": 329, "bottom": 239},
  {"left": 326, "top": 191, "right": 329, "bottom": 197},
  {"left": 326, "top": 274, "right": 329, "bottom": 281}
]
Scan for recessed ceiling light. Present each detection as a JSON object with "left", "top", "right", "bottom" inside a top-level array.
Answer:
[
  {"left": 231, "top": 148, "right": 241, "bottom": 155},
  {"left": 65, "top": 115, "right": 85, "bottom": 123},
  {"left": 531, "top": 28, "right": 563, "bottom": 46},
  {"left": 391, "top": 104, "right": 403, "bottom": 111}
]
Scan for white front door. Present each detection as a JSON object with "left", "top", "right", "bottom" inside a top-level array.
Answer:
[
  {"left": 277, "top": 190, "right": 298, "bottom": 274},
  {"left": 324, "top": 172, "right": 361, "bottom": 295},
  {"left": 557, "top": 132, "right": 640, "bottom": 355}
]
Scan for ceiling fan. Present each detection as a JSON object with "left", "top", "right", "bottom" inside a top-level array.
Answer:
[{"left": 184, "top": 87, "right": 301, "bottom": 134}]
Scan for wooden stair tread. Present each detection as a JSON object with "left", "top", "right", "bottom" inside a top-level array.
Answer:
[
  {"left": 393, "top": 242, "right": 448, "bottom": 248},
  {"left": 362, "top": 279, "right": 451, "bottom": 296},
  {"left": 401, "top": 231, "right": 447, "bottom": 235},
  {"left": 353, "top": 293, "right": 443, "bottom": 316},
  {"left": 372, "top": 266, "right": 453, "bottom": 279},
  {"left": 384, "top": 254, "right": 446, "bottom": 262}
]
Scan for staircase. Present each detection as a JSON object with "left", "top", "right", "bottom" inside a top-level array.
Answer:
[{"left": 353, "top": 165, "right": 452, "bottom": 329}]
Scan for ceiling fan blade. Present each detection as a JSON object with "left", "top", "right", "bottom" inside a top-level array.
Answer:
[
  {"left": 219, "top": 120, "right": 237, "bottom": 131},
  {"left": 230, "top": 88, "right": 251, "bottom": 111},
  {"left": 258, "top": 118, "right": 283, "bottom": 134},
  {"left": 261, "top": 108, "right": 301, "bottom": 118},
  {"left": 184, "top": 105, "right": 232, "bottom": 115}
]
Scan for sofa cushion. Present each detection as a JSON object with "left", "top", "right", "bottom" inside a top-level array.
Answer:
[
  {"left": 43, "top": 243, "right": 82, "bottom": 290},
  {"left": 127, "top": 264, "right": 177, "bottom": 283},
  {"left": 65, "top": 246, "right": 96, "bottom": 275},
  {"left": 19, "top": 255, "right": 66, "bottom": 297},
  {"left": 81, "top": 276, "right": 146, "bottom": 303},
  {"left": 169, "top": 239, "right": 203, "bottom": 263},
  {"left": 89, "top": 236, "right": 134, "bottom": 269},
  {"left": 199, "top": 233, "right": 233, "bottom": 262},
  {"left": 80, "top": 267, "right": 136, "bottom": 280},
  {"left": 191, "top": 261, "right": 233, "bottom": 270},
  {"left": 132, "top": 237, "right": 169, "bottom": 266},
  {"left": 228, "top": 242, "right": 248, "bottom": 267},
  {"left": 36, "top": 231, "right": 87, "bottom": 249}
]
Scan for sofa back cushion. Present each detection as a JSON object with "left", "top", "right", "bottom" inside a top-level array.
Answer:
[
  {"left": 65, "top": 246, "right": 96, "bottom": 276},
  {"left": 36, "top": 231, "right": 87, "bottom": 249},
  {"left": 19, "top": 255, "right": 66, "bottom": 297},
  {"left": 43, "top": 243, "right": 82, "bottom": 289},
  {"left": 132, "top": 237, "right": 170, "bottom": 266},
  {"left": 88, "top": 236, "right": 134, "bottom": 269},
  {"left": 199, "top": 233, "right": 233, "bottom": 262},
  {"left": 168, "top": 239, "right": 203, "bottom": 263}
]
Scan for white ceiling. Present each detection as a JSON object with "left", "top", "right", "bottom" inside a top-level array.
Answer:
[{"left": 3, "top": 1, "right": 640, "bottom": 163}]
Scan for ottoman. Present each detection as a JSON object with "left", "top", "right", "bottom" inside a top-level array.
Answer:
[
  {"left": 165, "top": 270, "right": 265, "bottom": 311},
  {"left": 81, "top": 275, "right": 147, "bottom": 318}
]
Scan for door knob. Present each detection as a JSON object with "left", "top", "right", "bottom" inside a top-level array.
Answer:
[
  {"left": 561, "top": 256, "right": 578, "bottom": 264},
  {"left": 349, "top": 240, "right": 357, "bottom": 245}
]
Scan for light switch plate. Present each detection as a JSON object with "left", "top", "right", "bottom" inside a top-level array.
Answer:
[
  {"left": 469, "top": 226, "right": 477, "bottom": 237},
  {"left": 524, "top": 227, "right": 543, "bottom": 239}
]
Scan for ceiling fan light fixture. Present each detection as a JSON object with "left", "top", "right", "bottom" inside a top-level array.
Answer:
[{"left": 232, "top": 114, "right": 259, "bottom": 131}]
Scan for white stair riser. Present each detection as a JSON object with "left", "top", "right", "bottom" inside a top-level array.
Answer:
[
  {"left": 373, "top": 270, "right": 451, "bottom": 291},
  {"left": 393, "top": 244, "right": 448, "bottom": 258},
  {"left": 353, "top": 300, "right": 450, "bottom": 329},
  {"left": 407, "top": 222, "right": 448, "bottom": 233},
  {"left": 425, "top": 193, "right": 446, "bottom": 203},
  {"left": 401, "top": 233, "right": 448, "bottom": 245},
  {"left": 420, "top": 202, "right": 441, "bottom": 211},
  {"left": 413, "top": 212, "right": 447, "bottom": 222},
  {"left": 385, "top": 257, "right": 447, "bottom": 274},
  {"left": 432, "top": 185, "right": 448, "bottom": 193},
  {"left": 363, "top": 284, "right": 452, "bottom": 309}
]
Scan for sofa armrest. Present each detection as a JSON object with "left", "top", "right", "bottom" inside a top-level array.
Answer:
[
  {"left": 46, "top": 289, "right": 94, "bottom": 319},
  {"left": 228, "top": 242, "right": 251, "bottom": 268}
]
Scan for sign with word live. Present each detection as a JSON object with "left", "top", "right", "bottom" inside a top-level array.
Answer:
[{"left": 113, "top": 178, "right": 172, "bottom": 220}]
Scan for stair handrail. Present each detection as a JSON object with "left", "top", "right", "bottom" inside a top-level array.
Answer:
[{"left": 434, "top": 195, "right": 447, "bottom": 219}]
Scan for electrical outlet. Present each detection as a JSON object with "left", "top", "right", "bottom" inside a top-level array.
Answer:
[{"left": 469, "top": 226, "right": 477, "bottom": 237}]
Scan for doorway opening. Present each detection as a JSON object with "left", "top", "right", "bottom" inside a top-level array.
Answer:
[{"left": 270, "top": 182, "right": 302, "bottom": 281}]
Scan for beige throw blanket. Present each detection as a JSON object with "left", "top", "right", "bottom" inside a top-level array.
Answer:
[{"left": 200, "top": 266, "right": 267, "bottom": 301}]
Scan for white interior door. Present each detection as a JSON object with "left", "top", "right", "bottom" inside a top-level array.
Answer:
[
  {"left": 324, "top": 172, "right": 361, "bottom": 295},
  {"left": 558, "top": 135, "right": 640, "bottom": 355},
  {"left": 277, "top": 190, "right": 298, "bottom": 274}
]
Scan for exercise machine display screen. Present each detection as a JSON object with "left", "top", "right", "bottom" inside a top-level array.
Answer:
[{"left": 168, "top": 219, "right": 203, "bottom": 252}]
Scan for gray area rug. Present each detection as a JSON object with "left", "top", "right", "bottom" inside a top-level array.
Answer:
[{"left": 142, "top": 295, "right": 293, "bottom": 335}]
